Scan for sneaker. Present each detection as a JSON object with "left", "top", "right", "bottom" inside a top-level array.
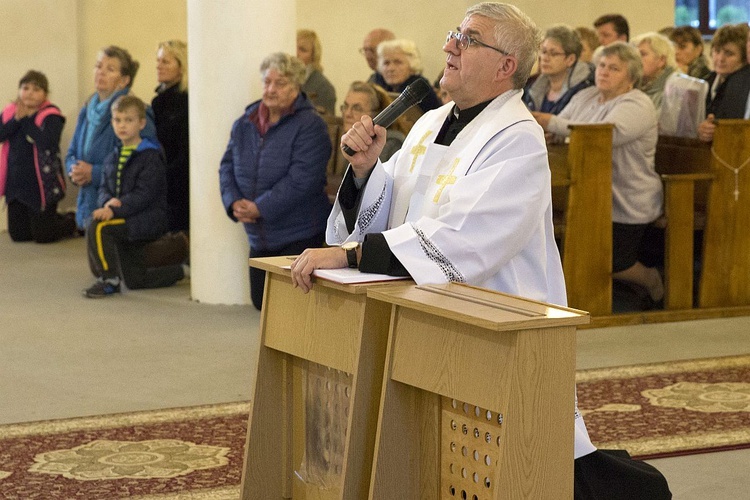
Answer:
[{"left": 84, "top": 280, "right": 121, "bottom": 298}]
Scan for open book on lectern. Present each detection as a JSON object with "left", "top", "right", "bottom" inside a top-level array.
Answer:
[{"left": 282, "top": 265, "right": 410, "bottom": 285}]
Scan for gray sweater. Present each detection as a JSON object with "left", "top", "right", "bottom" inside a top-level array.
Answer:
[{"left": 547, "top": 86, "right": 662, "bottom": 224}]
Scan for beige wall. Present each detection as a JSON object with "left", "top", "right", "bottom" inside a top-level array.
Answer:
[
  {"left": 77, "top": 0, "right": 187, "bottom": 105},
  {"left": 298, "top": 0, "right": 675, "bottom": 106},
  {"left": 0, "top": 0, "right": 80, "bottom": 210},
  {"left": 0, "top": 0, "right": 186, "bottom": 212},
  {"left": 0, "top": 0, "right": 676, "bottom": 133},
  {"left": 0, "top": 0, "right": 676, "bottom": 220}
]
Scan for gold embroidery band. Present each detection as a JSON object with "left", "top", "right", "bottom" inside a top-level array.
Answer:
[
  {"left": 409, "top": 130, "right": 433, "bottom": 173},
  {"left": 434, "top": 158, "right": 460, "bottom": 203}
]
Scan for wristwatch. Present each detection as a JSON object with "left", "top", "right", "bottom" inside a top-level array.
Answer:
[{"left": 342, "top": 241, "right": 360, "bottom": 268}]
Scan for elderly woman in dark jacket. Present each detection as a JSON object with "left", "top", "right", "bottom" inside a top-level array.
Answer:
[{"left": 219, "top": 52, "right": 331, "bottom": 310}]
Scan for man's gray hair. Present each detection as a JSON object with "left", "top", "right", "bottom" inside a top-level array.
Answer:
[
  {"left": 465, "top": 2, "right": 542, "bottom": 88},
  {"left": 260, "top": 52, "right": 306, "bottom": 87}
]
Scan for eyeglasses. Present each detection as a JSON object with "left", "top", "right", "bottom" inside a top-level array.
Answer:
[
  {"left": 340, "top": 103, "right": 370, "bottom": 114},
  {"left": 446, "top": 30, "right": 509, "bottom": 56},
  {"left": 540, "top": 49, "right": 567, "bottom": 58}
]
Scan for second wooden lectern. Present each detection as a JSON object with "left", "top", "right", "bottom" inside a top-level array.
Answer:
[{"left": 367, "top": 283, "right": 589, "bottom": 499}]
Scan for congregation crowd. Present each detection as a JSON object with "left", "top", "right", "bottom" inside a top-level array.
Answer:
[{"left": 0, "top": 7, "right": 741, "bottom": 314}]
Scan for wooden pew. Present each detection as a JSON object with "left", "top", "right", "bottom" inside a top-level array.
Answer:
[
  {"left": 656, "top": 122, "right": 750, "bottom": 310},
  {"left": 547, "top": 122, "right": 750, "bottom": 323},
  {"left": 699, "top": 120, "right": 750, "bottom": 307},
  {"left": 548, "top": 124, "right": 614, "bottom": 316},
  {"left": 654, "top": 136, "right": 712, "bottom": 310}
]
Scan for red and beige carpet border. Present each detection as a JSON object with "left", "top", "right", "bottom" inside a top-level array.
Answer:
[{"left": 577, "top": 354, "right": 750, "bottom": 459}]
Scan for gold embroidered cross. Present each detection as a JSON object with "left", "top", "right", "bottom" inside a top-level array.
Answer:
[
  {"left": 409, "top": 130, "right": 432, "bottom": 172},
  {"left": 433, "top": 158, "right": 460, "bottom": 203}
]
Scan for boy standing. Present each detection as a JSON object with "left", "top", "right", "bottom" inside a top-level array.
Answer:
[{"left": 84, "top": 95, "right": 184, "bottom": 298}]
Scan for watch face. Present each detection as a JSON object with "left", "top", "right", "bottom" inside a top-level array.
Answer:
[{"left": 342, "top": 241, "right": 359, "bottom": 250}]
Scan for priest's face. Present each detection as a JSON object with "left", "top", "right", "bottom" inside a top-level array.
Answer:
[{"left": 441, "top": 14, "right": 506, "bottom": 109}]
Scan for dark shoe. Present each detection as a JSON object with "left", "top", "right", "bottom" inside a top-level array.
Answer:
[{"left": 84, "top": 280, "right": 121, "bottom": 298}]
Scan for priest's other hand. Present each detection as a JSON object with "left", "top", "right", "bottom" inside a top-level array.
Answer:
[
  {"left": 290, "top": 247, "right": 347, "bottom": 293},
  {"left": 340, "top": 114, "right": 386, "bottom": 177}
]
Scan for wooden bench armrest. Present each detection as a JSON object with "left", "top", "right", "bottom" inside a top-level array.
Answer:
[
  {"left": 660, "top": 173, "right": 714, "bottom": 182},
  {"left": 660, "top": 173, "right": 714, "bottom": 310}
]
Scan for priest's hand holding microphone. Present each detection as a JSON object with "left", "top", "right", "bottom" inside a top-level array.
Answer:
[
  {"left": 290, "top": 79, "right": 431, "bottom": 291},
  {"left": 288, "top": 116, "right": 379, "bottom": 292},
  {"left": 288, "top": 113, "right": 380, "bottom": 291},
  {"left": 342, "top": 78, "right": 431, "bottom": 177}
]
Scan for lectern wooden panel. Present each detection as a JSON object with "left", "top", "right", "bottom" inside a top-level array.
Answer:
[
  {"left": 367, "top": 283, "right": 589, "bottom": 500},
  {"left": 241, "top": 256, "right": 409, "bottom": 499}
]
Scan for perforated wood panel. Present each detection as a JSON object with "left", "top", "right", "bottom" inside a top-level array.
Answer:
[
  {"left": 441, "top": 397, "right": 504, "bottom": 500},
  {"left": 300, "top": 362, "right": 353, "bottom": 488}
]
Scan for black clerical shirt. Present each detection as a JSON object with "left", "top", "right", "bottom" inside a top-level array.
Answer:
[{"left": 341, "top": 98, "right": 494, "bottom": 275}]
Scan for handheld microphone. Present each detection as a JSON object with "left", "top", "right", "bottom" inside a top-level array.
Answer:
[{"left": 341, "top": 78, "right": 432, "bottom": 156}]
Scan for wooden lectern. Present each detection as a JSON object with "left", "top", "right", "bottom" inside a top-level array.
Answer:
[
  {"left": 366, "top": 283, "right": 589, "bottom": 499},
  {"left": 240, "top": 256, "right": 409, "bottom": 499}
]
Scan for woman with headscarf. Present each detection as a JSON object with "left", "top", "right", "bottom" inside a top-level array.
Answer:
[{"left": 66, "top": 45, "right": 156, "bottom": 230}]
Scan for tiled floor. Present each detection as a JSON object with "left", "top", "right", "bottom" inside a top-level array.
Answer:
[{"left": 1, "top": 234, "right": 749, "bottom": 498}]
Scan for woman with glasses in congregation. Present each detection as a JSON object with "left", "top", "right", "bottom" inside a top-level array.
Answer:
[
  {"left": 523, "top": 25, "right": 594, "bottom": 115},
  {"left": 219, "top": 53, "right": 331, "bottom": 311},
  {"left": 377, "top": 39, "right": 442, "bottom": 113}
]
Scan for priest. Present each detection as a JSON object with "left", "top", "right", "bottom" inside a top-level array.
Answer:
[{"left": 291, "top": 3, "right": 671, "bottom": 498}]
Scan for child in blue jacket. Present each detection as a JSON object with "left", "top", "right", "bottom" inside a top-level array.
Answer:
[{"left": 84, "top": 95, "right": 184, "bottom": 298}]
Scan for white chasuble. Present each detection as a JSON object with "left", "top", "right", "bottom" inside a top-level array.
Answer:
[
  {"left": 328, "top": 90, "right": 567, "bottom": 305},
  {"left": 328, "top": 89, "right": 596, "bottom": 460}
]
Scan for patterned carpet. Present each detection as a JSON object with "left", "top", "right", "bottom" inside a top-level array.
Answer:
[
  {"left": 0, "top": 403, "right": 248, "bottom": 499},
  {"left": 3, "top": 356, "right": 750, "bottom": 497},
  {"left": 577, "top": 354, "right": 750, "bottom": 459}
]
